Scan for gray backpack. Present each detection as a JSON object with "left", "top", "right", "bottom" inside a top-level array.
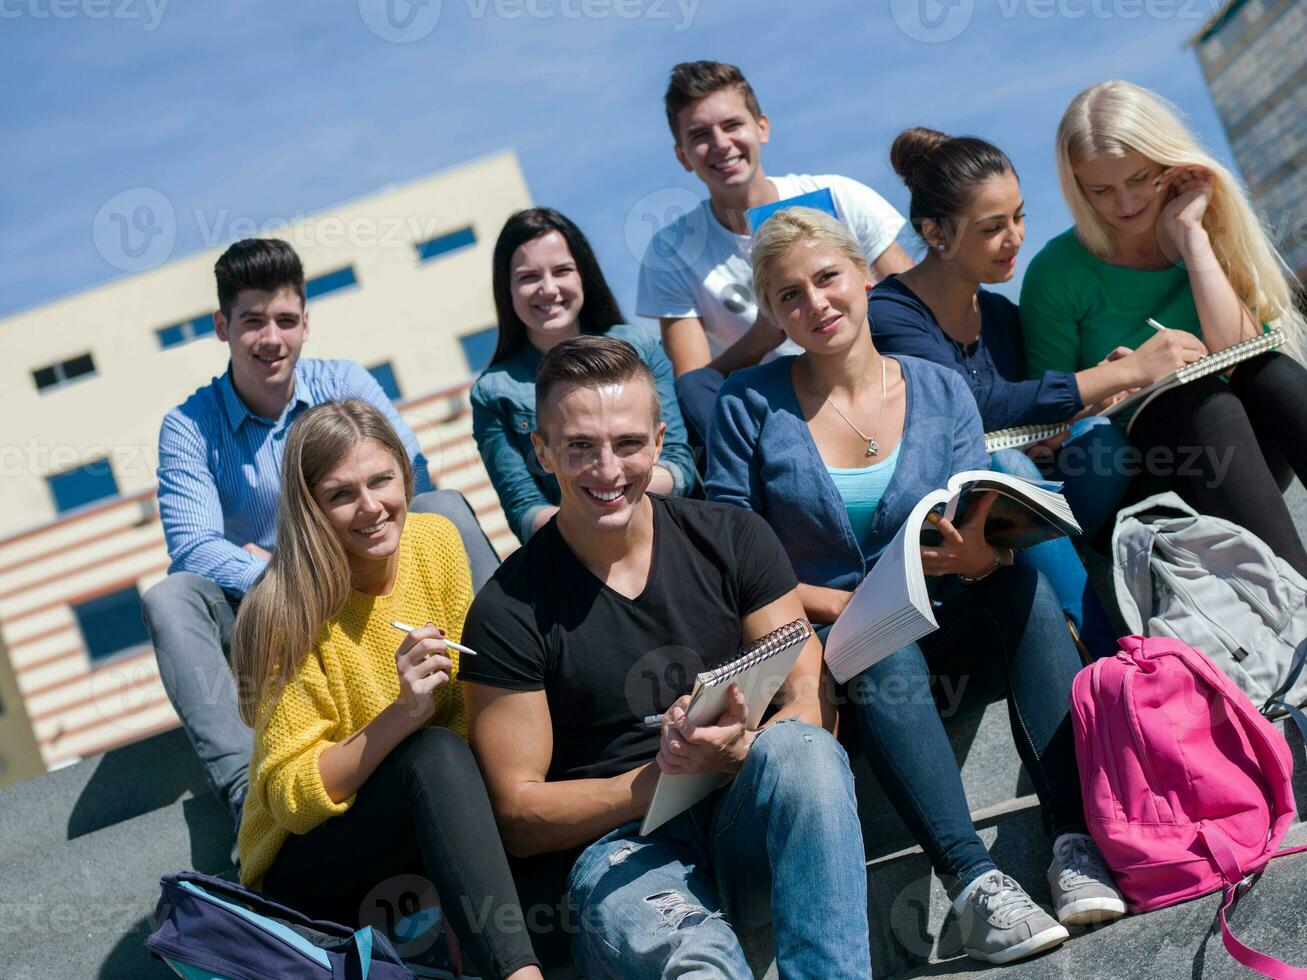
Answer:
[{"left": 1112, "top": 492, "right": 1307, "bottom": 721}]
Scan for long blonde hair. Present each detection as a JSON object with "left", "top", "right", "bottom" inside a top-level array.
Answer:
[
  {"left": 231, "top": 399, "right": 414, "bottom": 725},
  {"left": 1056, "top": 80, "right": 1305, "bottom": 351},
  {"left": 751, "top": 206, "right": 869, "bottom": 322}
]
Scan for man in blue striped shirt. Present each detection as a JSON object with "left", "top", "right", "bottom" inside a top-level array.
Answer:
[{"left": 142, "top": 238, "right": 497, "bottom": 839}]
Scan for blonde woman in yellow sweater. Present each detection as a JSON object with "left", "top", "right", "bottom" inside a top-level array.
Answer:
[{"left": 231, "top": 399, "right": 541, "bottom": 980}]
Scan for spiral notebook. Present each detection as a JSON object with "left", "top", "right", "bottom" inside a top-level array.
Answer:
[
  {"left": 982, "top": 329, "right": 1285, "bottom": 451},
  {"left": 640, "top": 619, "right": 814, "bottom": 835},
  {"left": 985, "top": 422, "right": 1070, "bottom": 453}
]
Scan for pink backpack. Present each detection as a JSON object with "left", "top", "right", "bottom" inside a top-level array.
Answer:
[{"left": 1071, "top": 634, "right": 1307, "bottom": 979}]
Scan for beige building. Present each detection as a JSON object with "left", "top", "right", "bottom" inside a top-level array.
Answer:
[
  {"left": 0, "top": 628, "right": 44, "bottom": 787},
  {"left": 0, "top": 152, "right": 530, "bottom": 780}
]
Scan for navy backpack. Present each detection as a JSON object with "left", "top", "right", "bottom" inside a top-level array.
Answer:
[{"left": 146, "top": 871, "right": 415, "bottom": 979}]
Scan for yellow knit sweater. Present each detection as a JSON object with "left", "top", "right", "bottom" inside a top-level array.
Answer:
[{"left": 238, "top": 513, "right": 473, "bottom": 889}]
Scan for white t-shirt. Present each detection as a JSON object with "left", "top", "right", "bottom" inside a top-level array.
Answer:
[{"left": 636, "top": 173, "right": 906, "bottom": 361}]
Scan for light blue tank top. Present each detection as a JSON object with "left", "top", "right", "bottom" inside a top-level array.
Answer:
[{"left": 826, "top": 441, "right": 902, "bottom": 549}]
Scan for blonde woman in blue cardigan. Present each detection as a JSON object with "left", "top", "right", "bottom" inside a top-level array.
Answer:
[{"left": 705, "top": 207, "right": 1125, "bottom": 965}]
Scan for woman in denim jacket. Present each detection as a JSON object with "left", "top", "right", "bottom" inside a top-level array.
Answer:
[
  {"left": 472, "top": 208, "right": 697, "bottom": 543},
  {"left": 705, "top": 207, "right": 1125, "bottom": 966}
]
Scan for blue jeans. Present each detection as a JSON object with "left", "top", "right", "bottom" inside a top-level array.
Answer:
[
  {"left": 989, "top": 444, "right": 1116, "bottom": 661},
  {"left": 1047, "top": 416, "right": 1133, "bottom": 541},
  {"left": 674, "top": 366, "right": 727, "bottom": 465},
  {"left": 566, "top": 720, "right": 870, "bottom": 979},
  {"left": 850, "top": 565, "right": 1086, "bottom": 886}
]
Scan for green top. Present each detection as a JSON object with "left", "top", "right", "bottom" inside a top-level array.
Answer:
[{"left": 1018, "top": 228, "right": 1202, "bottom": 376}]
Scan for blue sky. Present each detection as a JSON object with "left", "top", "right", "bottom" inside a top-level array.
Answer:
[{"left": 0, "top": 0, "right": 1235, "bottom": 323}]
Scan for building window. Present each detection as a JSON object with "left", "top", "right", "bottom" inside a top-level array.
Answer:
[
  {"left": 73, "top": 584, "right": 151, "bottom": 663},
  {"left": 416, "top": 226, "right": 476, "bottom": 263},
  {"left": 157, "top": 313, "right": 216, "bottom": 349},
  {"left": 306, "top": 266, "right": 358, "bottom": 300},
  {"left": 459, "top": 326, "right": 498, "bottom": 374},
  {"left": 367, "top": 362, "right": 402, "bottom": 401},
  {"left": 47, "top": 459, "right": 120, "bottom": 514},
  {"left": 33, "top": 353, "right": 97, "bottom": 393}
]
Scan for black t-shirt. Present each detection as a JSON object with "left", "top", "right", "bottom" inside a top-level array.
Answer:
[{"left": 460, "top": 495, "right": 798, "bottom": 782}]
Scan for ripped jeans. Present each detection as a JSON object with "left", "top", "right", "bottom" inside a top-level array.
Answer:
[{"left": 565, "top": 720, "right": 871, "bottom": 979}]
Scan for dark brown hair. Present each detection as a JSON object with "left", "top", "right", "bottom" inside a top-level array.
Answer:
[
  {"left": 534, "top": 335, "right": 659, "bottom": 432},
  {"left": 489, "top": 208, "right": 625, "bottom": 365},
  {"left": 664, "top": 61, "right": 763, "bottom": 142},
  {"left": 214, "top": 238, "right": 306, "bottom": 319},
  {"left": 889, "top": 127, "right": 1016, "bottom": 237}
]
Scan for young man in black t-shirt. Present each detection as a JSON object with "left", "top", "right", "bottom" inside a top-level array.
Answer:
[{"left": 461, "top": 335, "right": 871, "bottom": 978}]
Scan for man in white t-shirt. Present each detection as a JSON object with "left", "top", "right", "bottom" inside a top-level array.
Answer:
[{"left": 636, "top": 61, "right": 914, "bottom": 446}]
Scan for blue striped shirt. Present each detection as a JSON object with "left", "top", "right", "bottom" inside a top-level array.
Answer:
[{"left": 157, "top": 358, "right": 433, "bottom": 597}]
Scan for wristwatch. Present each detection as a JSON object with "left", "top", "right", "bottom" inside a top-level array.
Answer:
[{"left": 959, "top": 546, "right": 1012, "bottom": 585}]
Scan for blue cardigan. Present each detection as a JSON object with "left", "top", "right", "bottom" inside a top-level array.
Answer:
[
  {"left": 471, "top": 323, "right": 697, "bottom": 543},
  {"left": 869, "top": 276, "right": 1082, "bottom": 430},
  {"left": 705, "top": 354, "right": 988, "bottom": 592}
]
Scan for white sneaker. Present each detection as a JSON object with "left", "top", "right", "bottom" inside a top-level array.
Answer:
[
  {"left": 1048, "top": 833, "right": 1127, "bottom": 927},
  {"left": 951, "top": 869, "right": 1069, "bottom": 964}
]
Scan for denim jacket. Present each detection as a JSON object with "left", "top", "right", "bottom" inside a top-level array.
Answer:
[
  {"left": 705, "top": 354, "right": 988, "bottom": 591},
  {"left": 470, "top": 323, "right": 698, "bottom": 543}
]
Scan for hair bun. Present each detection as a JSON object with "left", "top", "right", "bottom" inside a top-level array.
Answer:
[{"left": 890, "top": 127, "right": 952, "bottom": 189}]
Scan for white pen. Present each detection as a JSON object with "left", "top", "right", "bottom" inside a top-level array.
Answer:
[
  {"left": 389, "top": 620, "right": 478, "bottom": 657},
  {"left": 1146, "top": 317, "right": 1169, "bottom": 332},
  {"left": 644, "top": 714, "right": 664, "bottom": 728}
]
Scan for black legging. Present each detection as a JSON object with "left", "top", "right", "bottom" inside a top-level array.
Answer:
[
  {"left": 262, "top": 727, "right": 539, "bottom": 979},
  {"left": 1127, "top": 350, "right": 1307, "bottom": 577}
]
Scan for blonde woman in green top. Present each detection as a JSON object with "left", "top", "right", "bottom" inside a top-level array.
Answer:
[{"left": 1021, "top": 80, "right": 1307, "bottom": 575}]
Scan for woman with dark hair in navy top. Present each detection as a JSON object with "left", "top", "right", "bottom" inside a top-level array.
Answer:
[{"left": 869, "top": 128, "right": 1157, "bottom": 658}]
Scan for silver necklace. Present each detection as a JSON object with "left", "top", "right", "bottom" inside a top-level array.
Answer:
[{"left": 801, "top": 356, "right": 888, "bottom": 457}]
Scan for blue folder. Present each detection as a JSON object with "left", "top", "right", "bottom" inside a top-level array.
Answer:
[{"left": 746, "top": 187, "right": 838, "bottom": 234}]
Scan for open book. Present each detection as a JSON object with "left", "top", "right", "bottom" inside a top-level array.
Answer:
[
  {"left": 640, "top": 619, "right": 813, "bottom": 836},
  {"left": 983, "top": 329, "right": 1285, "bottom": 452},
  {"left": 823, "top": 473, "right": 1079, "bottom": 684}
]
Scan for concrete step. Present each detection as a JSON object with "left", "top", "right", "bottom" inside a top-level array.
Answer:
[
  {"left": 0, "top": 726, "right": 209, "bottom": 867},
  {"left": 850, "top": 697, "right": 1033, "bottom": 858},
  {"left": 0, "top": 792, "right": 233, "bottom": 980},
  {"left": 893, "top": 820, "right": 1307, "bottom": 979},
  {"left": 869, "top": 719, "right": 1307, "bottom": 978}
]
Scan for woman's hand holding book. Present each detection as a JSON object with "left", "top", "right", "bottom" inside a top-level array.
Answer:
[{"left": 920, "top": 491, "right": 1006, "bottom": 580}]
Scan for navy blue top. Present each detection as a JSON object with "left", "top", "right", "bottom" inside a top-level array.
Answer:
[
  {"left": 705, "top": 354, "right": 988, "bottom": 592},
  {"left": 868, "top": 276, "right": 1083, "bottom": 430}
]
